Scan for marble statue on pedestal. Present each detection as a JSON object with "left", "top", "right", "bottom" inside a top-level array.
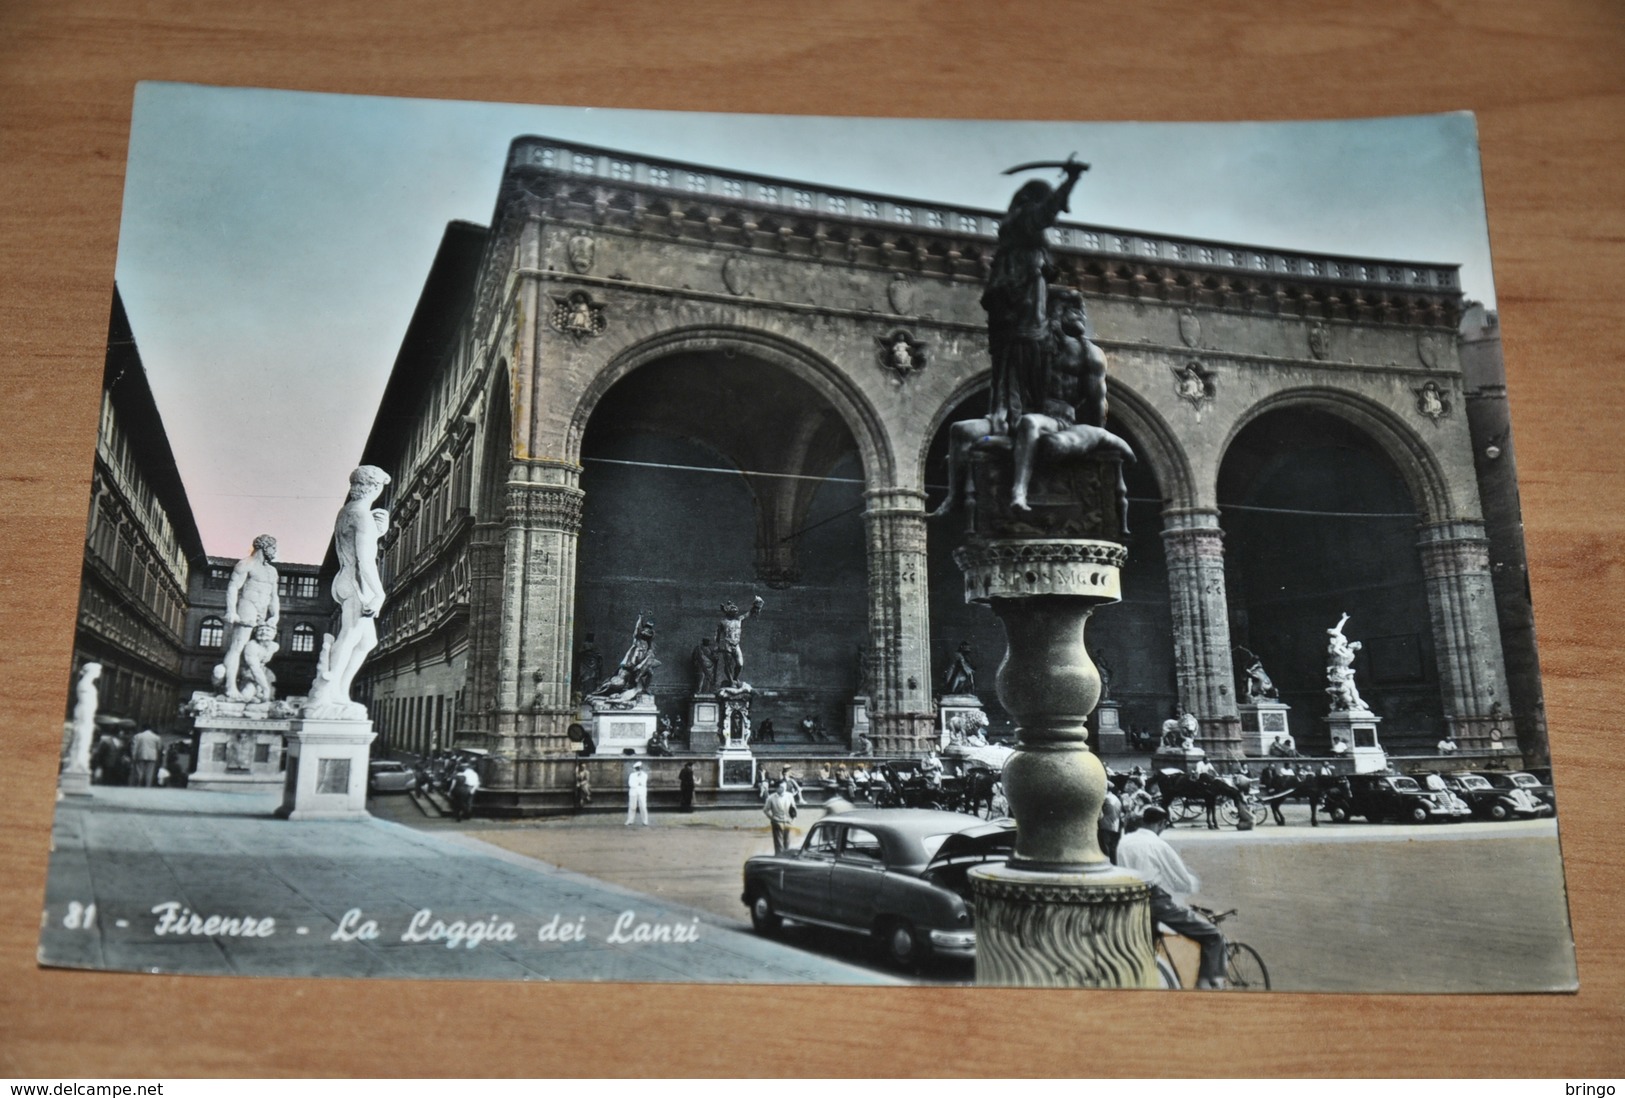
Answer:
[
  {"left": 589, "top": 614, "right": 659, "bottom": 708},
  {"left": 942, "top": 641, "right": 977, "bottom": 696},
  {"left": 1326, "top": 612, "right": 1368, "bottom": 712},
  {"left": 305, "top": 465, "right": 391, "bottom": 717},
  {"left": 691, "top": 637, "right": 717, "bottom": 694},
  {"left": 65, "top": 662, "right": 101, "bottom": 776},
  {"left": 222, "top": 534, "right": 280, "bottom": 701},
  {"left": 713, "top": 595, "right": 764, "bottom": 690},
  {"left": 1235, "top": 645, "right": 1279, "bottom": 701}
]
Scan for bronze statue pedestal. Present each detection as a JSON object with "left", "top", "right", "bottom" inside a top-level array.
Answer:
[{"left": 952, "top": 449, "right": 1155, "bottom": 988}]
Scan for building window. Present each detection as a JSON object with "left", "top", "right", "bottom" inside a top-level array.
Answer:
[
  {"left": 206, "top": 567, "right": 231, "bottom": 590},
  {"left": 758, "top": 185, "right": 777, "bottom": 204},
  {"left": 610, "top": 160, "right": 632, "bottom": 181},
  {"left": 199, "top": 617, "right": 224, "bottom": 648},
  {"left": 958, "top": 215, "right": 978, "bottom": 233},
  {"left": 649, "top": 167, "right": 670, "bottom": 187},
  {"left": 292, "top": 623, "right": 316, "bottom": 654},
  {"left": 295, "top": 575, "right": 319, "bottom": 599},
  {"left": 571, "top": 153, "right": 595, "bottom": 173},
  {"left": 925, "top": 210, "right": 943, "bottom": 228},
  {"left": 792, "top": 190, "right": 813, "bottom": 210},
  {"left": 894, "top": 207, "right": 914, "bottom": 225},
  {"left": 722, "top": 179, "right": 742, "bottom": 198},
  {"left": 685, "top": 172, "right": 707, "bottom": 192},
  {"left": 862, "top": 200, "right": 879, "bottom": 218},
  {"left": 827, "top": 196, "right": 847, "bottom": 215}
]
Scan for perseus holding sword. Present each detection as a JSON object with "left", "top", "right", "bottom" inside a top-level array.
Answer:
[{"left": 982, "top": 153, "right": 1090, "bottom": 435}]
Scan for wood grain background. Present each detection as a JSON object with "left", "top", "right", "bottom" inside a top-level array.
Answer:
[{"left": 2, "top": 0, "right": 1621, "bottom": 1078}]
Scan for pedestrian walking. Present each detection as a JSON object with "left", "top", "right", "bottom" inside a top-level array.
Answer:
[
  {"left": 453, "top": 760, "right": 480, "bottom": 821},
  {"left": 625, "top": 761, "right": 650, "bottom": 826},
  {"left": 764, "top": 780, "right": 797, "bottom": 853},
  {"left": 1098, "top": 787, "right": 1122, "bottom": 862},
  {"left": 129, "top": 727, "right": 162, "bottom": 788}
]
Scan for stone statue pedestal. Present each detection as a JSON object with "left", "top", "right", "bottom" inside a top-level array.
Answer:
[
  {"left": 847, "top": 695, "right": 871, "bottom": 747},
  {"left": 717, "top": 690, "right": 754, "bottom": 753},
  {"left": 1238, "top": 699, "right": 1292, "bottom": 757},
  {"left": 1328, "top": 709, "right": 1386, "bottom": 773},
  {"left": 1095, "top": 700, "right": 1124, "bottom": 754},
  {"left": 951, "top": 447, "right": 1154, "bottom": 989},
  {"left": 592, "top": 695, "right": 659, "bottom": 754},
  {"left": 937, "top": 693, "right": 986, "bottom": 749},
  {"left": 689, "top": 694, "right": 721, "bottom": 746},
  {"left": 59, "top": 768, "right": 92, "bottom": 797},
  {"left": 275, "top": 717, "right": 375, "bottom": 821},
  {"left": 191, "top": 701, "right": 293, "bottom": 793}
]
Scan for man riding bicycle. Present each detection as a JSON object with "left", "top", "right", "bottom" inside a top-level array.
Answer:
[{"left": 1117, "top": 805, "right": 1228, "bottom": 989}]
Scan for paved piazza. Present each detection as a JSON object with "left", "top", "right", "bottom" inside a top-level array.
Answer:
[{"left": 380, "top": 796, "right": 1576, "bottom": 992}]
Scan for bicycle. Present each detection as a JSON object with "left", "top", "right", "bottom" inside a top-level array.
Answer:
[{"left": 1153, "top": 905, "right": 1271, "bottom": 990}]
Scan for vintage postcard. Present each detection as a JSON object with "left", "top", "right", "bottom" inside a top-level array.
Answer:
[{"left": 39, "top": 83, "right": 1575, "bottom": 991}]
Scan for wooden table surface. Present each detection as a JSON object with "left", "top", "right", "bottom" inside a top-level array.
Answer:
[{"left": 2, "top": 0, "right": 1621, "bottom": 1078}]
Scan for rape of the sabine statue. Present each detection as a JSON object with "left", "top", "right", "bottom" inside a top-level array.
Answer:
[
  {"left": 305, "top": 465, "right": 391, "bottom": 717},
  {"left": 938, "top": 156, "right": 1154, "bottom": 988},
  {"left": 1326, "top": 612, "right": 1368, "bottom": 712}
]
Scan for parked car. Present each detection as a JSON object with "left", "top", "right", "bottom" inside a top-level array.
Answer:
[
  {"left": 1434, "top": 772, "right": 1549, "bottom": 820},
  {"left": 367, "top": 759, "right": 418, "bottom": 794},
  {"left": 741, "top": 808, "right": 1015, "bottom": 967},
  {"left": 1321, "top": 773, "right": 1472, "bottom": 824},
  {"left": 1474, "top": 770, "right": 1557, "bottom": 815}
]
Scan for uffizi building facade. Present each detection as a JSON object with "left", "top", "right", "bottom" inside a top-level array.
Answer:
[{"left": 344, "top": 136, "right": 1543, "bottom": 815}]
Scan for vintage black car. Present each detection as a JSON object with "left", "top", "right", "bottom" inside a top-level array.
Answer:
[
  {"left": 1472, "top": 770, "right": 1556, "bottom": 816},
  {"left": 1430, "top": 771, "right": 1546, "bottom": 820},
  {"left": 741, "top": 808, "right": 1015, "bottom": 967},
  {"left": 1321, "top": 773, "right": 1472, "bottom": 824}
]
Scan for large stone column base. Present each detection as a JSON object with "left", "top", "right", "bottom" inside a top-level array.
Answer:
[
  {"left": 58, "top": 769, "right": 92, "bottom": 797},
  {"left": 275, "top": 718, "right": 375, "bottom": 821},
  {"left": 970, "top": 863, "right": 1158, "bottom": 988}
]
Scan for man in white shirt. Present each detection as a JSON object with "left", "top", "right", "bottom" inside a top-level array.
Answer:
[
  {"left": 453, "top": 762, "right": 480, "bottom": 821},
  {"left": 1437, "top": 735, "right": 1458, "bottom": 755},
  {"left": 625, "top": 761, "right": 650, "bottom": 826},
  {"left": 763, "top": 781, "right": 798, "bottom": 853},
  {"left": 1117, "top": 805, "right": 1227, "bottom": 989}
]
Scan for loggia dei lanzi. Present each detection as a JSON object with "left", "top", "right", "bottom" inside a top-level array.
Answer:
[{"left": 147, "top": 901, "right": 701, "bottom": 948}]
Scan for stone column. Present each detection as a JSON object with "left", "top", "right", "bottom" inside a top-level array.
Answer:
[
  {"left": 863, "top": 488, "right": 935, "bottom": 755},
  {"left": 460, "top": 523, "right": 508, "bottom": 775},
  {"left": 1162, "top": 509, "right": 1243, "bottom": 757},
  {"left": 504, "top": 462, "right": 585, "bottom": 786},
  {"left": 1418, "top": 520, "right": 1513, "bottom": 751}
]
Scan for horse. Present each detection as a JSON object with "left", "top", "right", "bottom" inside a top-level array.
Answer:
[
  {"left": 1256, "top": 763, "right": 1325, "bottom": 825},
  {"left": 1145, "top": 768, "right": 1247, "bottom": 829},
  {"left": 947, "top": 767, "right": 1001, "bottom": 818}
]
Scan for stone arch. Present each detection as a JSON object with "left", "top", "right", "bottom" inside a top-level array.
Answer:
[
  {"left": 1219, "top": 388, "right": 1454, "bottom": 523},
  {"left": 473, "top": 359, "right": 514, "bottom": 522},
  {"left": 566, "top": 326, "right": 896, "bottom": 487}
]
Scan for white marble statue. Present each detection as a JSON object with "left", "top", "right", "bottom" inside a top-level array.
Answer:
[
  {"left": 65, "top": 662, "right": 101, "bottom": 775},
  {"left": 221, "top": 534, "right": 280, "bottom": 700},
  {"left": 1325, "top": 612, "right": 1368, "bottom": 712},
  {"left": 306, "top": 466, "right": 390, "bottom": 715}
]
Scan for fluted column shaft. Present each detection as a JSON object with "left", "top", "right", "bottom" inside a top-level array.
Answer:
[
  {"left": 1161, "top": 509, "right": 1242, "bottom": 757},
  {"left": 1418, "top": 520, "right": 1512, "bottom": 750}
]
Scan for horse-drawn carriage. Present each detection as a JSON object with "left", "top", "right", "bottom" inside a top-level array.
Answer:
[{"left": 868, "top": 761, "right": 1004, "bottom": 819}]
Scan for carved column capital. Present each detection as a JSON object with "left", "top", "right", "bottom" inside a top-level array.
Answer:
[{"left": 506, "top": 482, "right": 585, "bottom": 533}]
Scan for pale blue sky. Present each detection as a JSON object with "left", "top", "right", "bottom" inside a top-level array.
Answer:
[{"left": 114, "top": 84, "right": 1498, "bottom": 563}]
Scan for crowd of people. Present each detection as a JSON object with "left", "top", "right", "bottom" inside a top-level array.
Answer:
[{"left": 85, "top": 727, "right": 178, "bottom": 787}]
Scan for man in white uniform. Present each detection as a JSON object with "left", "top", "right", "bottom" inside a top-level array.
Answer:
[
  {"left": 1117, "top": 805, "right": 1227, "bottom": 989},
  {"left": 625, "top": 761, "right": 650, "bottom": 826}
]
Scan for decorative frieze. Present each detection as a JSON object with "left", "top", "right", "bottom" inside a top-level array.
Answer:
[{"left": 506, "top": 483, "right": 585, "bottom": 532}]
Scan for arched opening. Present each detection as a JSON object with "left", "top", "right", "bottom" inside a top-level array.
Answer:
[
  {"left": 475, "top": 362, "right": 514, "bottom": 523},
  {"left": 574, "top": 350, "right": 869, "bottom": 740},
  {"left": 1218, "top": 406, "right": 1441, "bottom": 750},
  {"left": 922, "top": 388, "right": 1176, "bottom": 744}
]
